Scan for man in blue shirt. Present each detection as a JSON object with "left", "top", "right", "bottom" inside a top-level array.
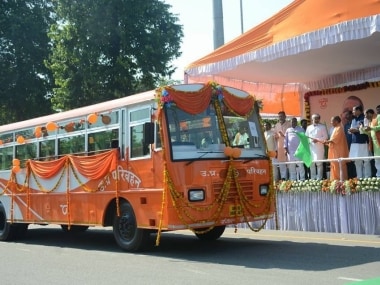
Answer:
[{"left": 348, "top": 105, "right": 371, "bottom": 178}]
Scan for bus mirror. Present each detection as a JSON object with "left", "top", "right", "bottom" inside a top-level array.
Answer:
[{"left": 143, "top": 122, "right": 154, "bottom": 145}]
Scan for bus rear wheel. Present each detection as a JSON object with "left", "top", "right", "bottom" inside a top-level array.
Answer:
[
  {"left": 113, "top": 201, "right": 150, "bottom": 252},
  {"left": 0, "top": 203, "right": 28, "bottom": 241},
  {"left": 194, "top": 225, "right": 226, "bottom": 241}
]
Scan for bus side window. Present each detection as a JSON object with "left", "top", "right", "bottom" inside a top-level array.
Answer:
[
  {"left": 0, "top": 146, "right": 13, "bottom": 170},
  {"left": 130, "top": 124, "right": 150, "bottom": 158},
  {"left": 58, "top": 135, "right": 85, "bottom": 156},
  {"left": 39, "top": 140, "right": 56, "bottom": 161},
  {"left": 111, "top": 139, "right": 119, "bottom": 148},
  {"left": 16, "top": 143, "right": 37, "bottom": 167},
  {"left": 88, "top": 130, "right": 119, "bottom": 154}
]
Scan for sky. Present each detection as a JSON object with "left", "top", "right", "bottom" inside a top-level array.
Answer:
[{"left": 164, "top": 0, "right": 294, "bottom": 81}]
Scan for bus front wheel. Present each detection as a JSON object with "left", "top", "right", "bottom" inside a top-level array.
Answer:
[
  {"left": 113, "top": 201, "right": 150, "bottom": 252},
  {"left": 194, "top": 225, "right": 226, "bottom": 241}
]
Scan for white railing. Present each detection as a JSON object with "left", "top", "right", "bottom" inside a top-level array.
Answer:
[
  {"left": 251, "top": 191, "right": 380, "bottom": 235},
  {"left": 247, "top": 155, "right": 380, "bottom": 235},
  {"left": 272, "top": 155, "right": 380, "bottom": 181}
]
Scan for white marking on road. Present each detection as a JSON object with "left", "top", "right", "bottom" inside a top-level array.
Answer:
[{"left": 338, "top": 277, "right": 363, "bottom": 282}]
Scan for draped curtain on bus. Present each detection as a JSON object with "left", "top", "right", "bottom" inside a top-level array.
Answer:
[{"left": 28, "top": 149, "right": 118, "bottom": 180}]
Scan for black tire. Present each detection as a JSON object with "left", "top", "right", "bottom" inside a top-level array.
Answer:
[
  {"left": 195, "top": 225, "right": 226, "bottom": 241},
  {"left": 113, "top": 201, "right": 150, "bottom": 252},
  {"left": 0, "top": 203, "right": 17, "bottom": 241},
  {"left": 61, "top": 225, "right": 89, "bottom": 232}
]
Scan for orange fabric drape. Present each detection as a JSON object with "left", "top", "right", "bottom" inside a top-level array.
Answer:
[
  {"left": 27, "top": 149, "right": 118, "bottom": 180},
  {"left": 69, "top": 149, "right": 118, "bottom": 180},
  {"left": 167, "top": 84, "right": 213, "bottom": 114},
  {"left": 223, "top": 88, "right": 254, "bottom": 116},
  {"left": 28, "top": 156, "right": 67, "bottom": 178},
  {"left": 166, "top": 82, "right": 254, "bottom": 116}
]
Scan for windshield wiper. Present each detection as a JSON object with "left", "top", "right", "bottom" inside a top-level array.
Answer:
[
  {"left": 243, "top": 154, "right": 267, "bottom": 164},
  {"left": 185, "top": 151, "right": 224, "bottom": 165}
]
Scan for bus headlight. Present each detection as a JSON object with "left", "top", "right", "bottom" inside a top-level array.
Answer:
[
  {"left": 259, "top": 184, "right": 269, "bottom": 196},
  {"left": 188, "top": 189, "right": 205, "bottom": 202}
]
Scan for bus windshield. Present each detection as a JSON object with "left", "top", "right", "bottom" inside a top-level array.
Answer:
[{"left": 165, "top": 101, "right": 266, "bottom": 161}]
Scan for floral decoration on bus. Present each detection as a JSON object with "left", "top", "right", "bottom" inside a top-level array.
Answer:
[
  {"left": 156, "top": 88, "right": 174, "bottom": 108},
  {"left": 210, "top": 81, "right": 224, "bottom": 102}
]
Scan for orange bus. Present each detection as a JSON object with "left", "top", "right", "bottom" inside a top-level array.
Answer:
[{"left": 0, "top": 82, "right": 275, "bottom": 251}]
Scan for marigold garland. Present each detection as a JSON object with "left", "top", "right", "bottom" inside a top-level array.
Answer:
[
  {"left": 213, "top": 95, "right": 231, "bottom": 146},
  {"left": 30, "top": 167, "right": 66, "bottom": 193},
  {"left": 274, "top": 177, "right": 380, "bottom": 195},
  {"left": 154, "top": 81, "right": 274, "bottom": 241},
  {"left": 155, "top": 111, "right": 167, "bottom": 246},
  {"left": 65, "top": 159, "right": 71, "bottom": 230}
]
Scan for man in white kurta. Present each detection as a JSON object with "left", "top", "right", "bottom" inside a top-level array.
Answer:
[
  {"left": 305, "top": 114, "right": 328, "bottom": 180},
  {"left": 264, "top": 122, "right": 278, "bottom": 181},
  {"left": 284, "top": 118, "right": 306, "bottom": 180},
  {"left": 274, "top": 111, "right": 291, "bottom": 180}
]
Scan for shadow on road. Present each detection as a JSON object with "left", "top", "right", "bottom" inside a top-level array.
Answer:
[{"left": 10, "top": 226, "right": 380, "bottom": 272}]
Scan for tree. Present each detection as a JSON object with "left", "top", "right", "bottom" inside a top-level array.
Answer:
[
  {"left": 47, "top": 0, "right": 183, "bottom": 111},
  {"left": 0, "top": 0, "right": 54, "bottom": 125}
]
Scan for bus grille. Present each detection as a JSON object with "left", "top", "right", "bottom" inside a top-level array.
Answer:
[{"left": 213, "top": 181, "right": 254, "bottom": 202}]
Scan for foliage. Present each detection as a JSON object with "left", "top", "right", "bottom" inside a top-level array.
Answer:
[
  {"left": 0, "top": 0, "right": 54, "bottom": 124},
  {"left": 46, "top": 0, "right": 183, "bottom": 111}
]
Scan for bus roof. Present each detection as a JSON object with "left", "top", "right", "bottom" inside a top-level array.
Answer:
[
  {"left": 0, "top": 89, "right": 155, "bottom": 133},
  {"left": 0, "top": 82, "right": 253, "bottom": 133}
]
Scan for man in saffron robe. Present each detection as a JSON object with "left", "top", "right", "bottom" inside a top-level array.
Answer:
[{"left": 325, "top": 116, "right": 349, "bottom": 181}]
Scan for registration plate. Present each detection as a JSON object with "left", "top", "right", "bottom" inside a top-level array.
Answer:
[{"left": 229, "top": 204, "right": 243, "bottom": 216}]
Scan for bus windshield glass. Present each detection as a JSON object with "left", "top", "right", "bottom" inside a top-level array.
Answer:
[{"left": 164, "top": 101, "right": 266, "bottom": 161}]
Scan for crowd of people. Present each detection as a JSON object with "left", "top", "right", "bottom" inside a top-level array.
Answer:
[{"left": 266, "top": 103, "right": 380, "bottom": 182}]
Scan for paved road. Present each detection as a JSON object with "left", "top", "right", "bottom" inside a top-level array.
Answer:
[{"left": 1, "top": 225, "right": 379, "bottom": 285}]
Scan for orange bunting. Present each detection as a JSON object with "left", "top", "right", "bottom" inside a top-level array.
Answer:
[
  {"left": 46, "top": 121, "right": 58, "bottom": 131},
  {"left": 64, "top": 122, "right": 75, "bottom": 132},
  {"left": 232, "top": 147, "right": 242, "bottom": 158},
  {"left": 224, "top": 146, "right": 233, "bottom": 157},
  {"left": 13, "top": 158, "right": 20, "bottom": 166},
  {"left": 12, "top": 165, "right": 21, "bottom": 173},
  {"left": 87, "top": 113, "right": 98, "bottom": 124},
  {"left": 101, "top": 115, "right": 111, "bottom": 125},
  {"left": 0, "top": 140, "right": 3, "bottom": 145},
  {"left": 16, "top": 136, "right": 25, "bottom": 144}
]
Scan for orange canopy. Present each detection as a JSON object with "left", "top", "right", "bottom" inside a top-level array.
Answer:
[{"left": 185, "top": 0, "right": 380, "bottom": 117}]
